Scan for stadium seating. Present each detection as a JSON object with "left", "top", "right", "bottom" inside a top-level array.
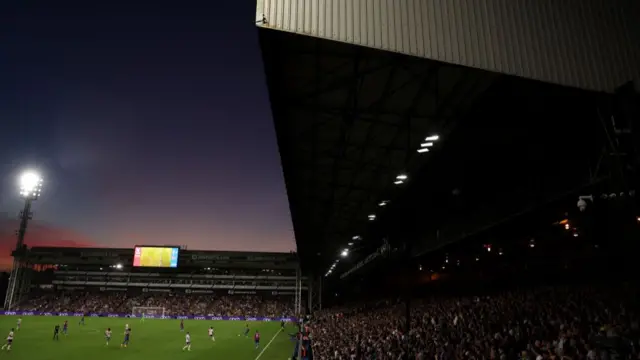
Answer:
[
  {"left": 17, "top": 293, "right": 294, "bottom": 318},
  {"left": 309, "top": 284, "right": 638, "bottom": 359}
]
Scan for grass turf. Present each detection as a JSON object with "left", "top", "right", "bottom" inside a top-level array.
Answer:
[{"left": 0, "top": 315, "right": 295, "bottom": 360}]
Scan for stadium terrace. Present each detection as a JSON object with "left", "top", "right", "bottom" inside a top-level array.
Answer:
[{"left": 5, "top": 246, "right": 307, "bottom": 319}]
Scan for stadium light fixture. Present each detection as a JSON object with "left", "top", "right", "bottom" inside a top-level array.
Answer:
[
  {"left": 420, "top": 142, "right": 434, "bottom": 148},
  {"left": 352, "top": 235, "right": 361, "bottom": 241},
  {"left": 368, "top": 214, "right": 376, "bottom": 221},
  {"left": 425, "top": 135, "right": 439, "bottom": 142},
  {"left": 115, "top": 263, "right": 123, "bottom": 269},
  {"left": 19, "top": 171, "right": 43, "bottom": 199},
  {"left": 348, "top": 242, "right": 353, "bottom": 246},
  {"left": 6, "top": 170, "right": 44, "bottom": 310},
  {"left": 378, "top": 200, "right": 389, "bottom": 207},
  {"left": 394, "top": 174, "right": 407, "bottom": 185},
  {"left": 340, "top": 249, "right": 349, "bottom": 257},
  {"left": 417, "top": 147, "right": 429, "bottom": 153}
]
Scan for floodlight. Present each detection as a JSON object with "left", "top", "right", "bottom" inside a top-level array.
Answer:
[
  {"left": 340, "top": 249, "right": 348, "bottom": 257},
  {"left": 396, "top": 174, "right": 407, "bottom": 180},
  {"left": 19, "top": 171, "right": 43, "bottom": 199},
  {"left": 368, "top": 214, "right": 376, "bottom": 220},
  {"left": 425, "top": 135, "right": 439, "bottom": 141},
  {"left": 420, "top": 142, "right": 434, "bottom": 147},
  {"left": 417, "top": 148, "right": 429, "bottom": 153}
]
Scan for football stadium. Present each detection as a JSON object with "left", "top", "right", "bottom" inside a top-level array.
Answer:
[
  {"left": 1, "top": 247, "right": 304, "bottom": 360},
  {"left": 2, "top": 0, "right": 640, "bottom": 359}
]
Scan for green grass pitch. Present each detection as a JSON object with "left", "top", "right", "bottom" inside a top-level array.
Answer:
[{"left": 0, "top": 316, "right": 295, "bottom": 360}]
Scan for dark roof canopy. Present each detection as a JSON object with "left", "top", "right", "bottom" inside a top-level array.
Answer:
[{"left": 259, "top": 28, "right": 625, "bottom": 275}]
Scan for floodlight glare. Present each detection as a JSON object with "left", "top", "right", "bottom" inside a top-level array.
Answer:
[
  {"left": 19, "top": 171, "right": 43, "bottom": 199},
  {"left": 341, "top": 249, "right": 349, "bottom": 257}
]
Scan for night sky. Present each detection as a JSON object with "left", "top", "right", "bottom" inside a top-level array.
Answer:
[{"left": 0, "top": 1, "right": 295, "bottom": 268}]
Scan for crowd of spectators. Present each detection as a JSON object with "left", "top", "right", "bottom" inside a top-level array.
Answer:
[
  {"left": 310, "top": 284, "right": 639, "bottom": 360},
  {"left": 17, "top": 292, "right": 294, "bottom": 318},
  {"left": 17, "top": 284, "right": 640, "bottom": 359}
]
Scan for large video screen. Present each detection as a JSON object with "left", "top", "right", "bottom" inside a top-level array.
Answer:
[{"left": 133, "top": 246, "right": 179, "bottom": 268}]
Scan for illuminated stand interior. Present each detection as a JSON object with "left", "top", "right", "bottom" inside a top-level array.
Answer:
[{"left": 4, "top": 171, "right": 43, "bottom": 310}]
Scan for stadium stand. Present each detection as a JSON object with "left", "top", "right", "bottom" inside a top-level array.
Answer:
[
  {"left": 303, "top": 205, "right": 640, "bottom": 359},
  {"left": 8, "top": 247, "right": 303, "bottom": 319},
  {"left": 258, "top": 16, "right": 640, "bottom": 359}
]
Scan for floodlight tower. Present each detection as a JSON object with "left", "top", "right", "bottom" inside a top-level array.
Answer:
[{"left": 3, "top": 171, "right": 43, "bottom": 310}]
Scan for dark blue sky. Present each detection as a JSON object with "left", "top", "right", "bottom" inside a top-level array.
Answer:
[{"left": 0, "top": 0, "right": 295, "bottom": 257}]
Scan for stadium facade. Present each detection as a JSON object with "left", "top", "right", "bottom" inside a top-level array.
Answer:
[{"left": 5, "top": 246, "right": 313, "bottom": 315}]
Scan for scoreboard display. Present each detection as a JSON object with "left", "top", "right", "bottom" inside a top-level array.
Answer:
[{"left": 133, "top": 246, "right": 179, "bottom": 268}]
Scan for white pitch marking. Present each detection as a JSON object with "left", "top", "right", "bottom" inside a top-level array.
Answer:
[{"left": 254, "top": 331, "right": 281, "bottom": 360}]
